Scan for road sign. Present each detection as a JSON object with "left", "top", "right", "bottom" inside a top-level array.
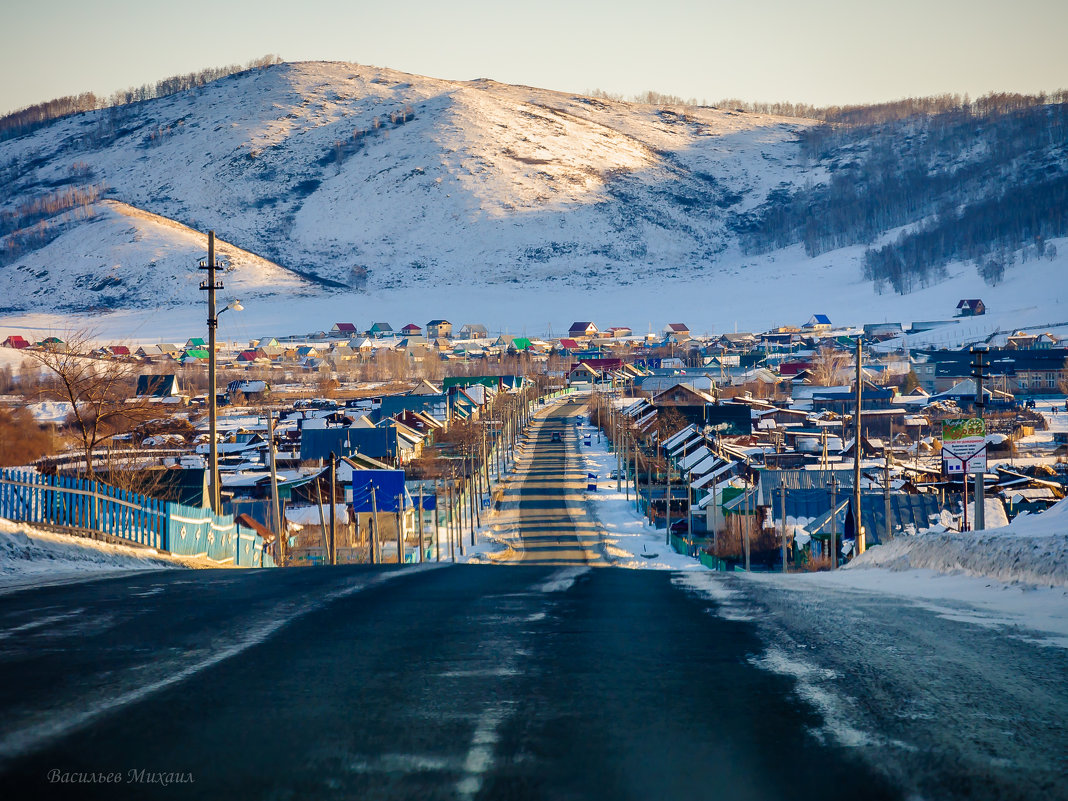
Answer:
[{"left": 942, "top": 418, "right": 987, "bottom": 474}]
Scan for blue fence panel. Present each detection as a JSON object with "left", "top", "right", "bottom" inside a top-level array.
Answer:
[{"left": 0, "top": 469, "right": 272, "bottom": 568}]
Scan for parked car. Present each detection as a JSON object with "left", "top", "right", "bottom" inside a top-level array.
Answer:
[{"left": 551, "top": 431, "right": 562, "bottom": 442}]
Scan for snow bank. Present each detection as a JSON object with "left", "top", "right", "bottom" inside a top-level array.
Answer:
[
  {"left": 576, "top": 416, "right": 704, "bottom": 570},
  {"left": 847, "top": 497, "right": 1068, "bottom": 587},
  {"left": 0, "top": 518, "right": 183, "bottom": 593}
]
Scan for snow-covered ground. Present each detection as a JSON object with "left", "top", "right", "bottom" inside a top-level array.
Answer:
[
  {"left": 849, "top": 496, "right": 1068, "bottom": 587},
  {"left": 574, "top": 418, "right": 702, "bottom": 569},
  {"left": 1, "top": 245, "right": 1064, "bottom": 344},
  {"left": 0, "top": 518, "right": 197, "bottom": 593}
]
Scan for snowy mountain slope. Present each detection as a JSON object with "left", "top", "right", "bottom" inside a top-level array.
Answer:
[
  {"left": 0, "top": 200, "right": 314, "bottom": 313},
  {"left": 0, "top": 61, "right": 817, "bottom": 300},
  {"left": 0, "top": 60, "right": 1063, "bottom": 333}
]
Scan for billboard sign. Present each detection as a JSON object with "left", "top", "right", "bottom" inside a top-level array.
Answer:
[{"left": 941, "top": 418, "right": 986, "bottom": 474}]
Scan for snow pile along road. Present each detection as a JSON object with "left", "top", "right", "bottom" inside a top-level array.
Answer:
[
  {"left": 0, "top": 518, "right": 185, "bottom": 592},
  {"left": 848, "top": 498, "right": 1068, "bottom": 587}
]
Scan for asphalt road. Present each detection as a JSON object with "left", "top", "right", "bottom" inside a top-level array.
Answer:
[
  {"left": 0, "top": 565, "right": 902, "bottom": 801},
  {"left": 485, "top": 399, "right": 612, "bottom": 565},
  {"left": 1, "top": 399, "right": 1064, "bottom": 799}
]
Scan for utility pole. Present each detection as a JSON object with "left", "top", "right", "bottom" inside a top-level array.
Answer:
[
  {"left": 615, "top": 402, "right": 622, "bottom": 493},
  {"left": 370, "top": 484, "right": 379, "bottom": 565},
  {"left": 665, "top": 457, "right": 672, "bottom": 546},
  {"left": 780, "top": 484, "right": 788, "bottom": 573},
  {"left": 472, "top": 446, "right": 481, "bottom": 529},
  {"left": 329, "top": 451, "right": 337, "bottom": 566},
  {"left": 418, "top": 485, "right": 425, "bottom": 563},
  {"left": 853, "top": 337, "right": 864, "bottom": 555},
  {"left": 830, "top": 473, "right": 837, "bottom": 569},
  {"left": 434, "top": 481, "right": 441, "bottom": 562},
  {"left": 884, "top": 446, "right": 892, "bottom": 545},
  {"left": 646, "top": 446, "right": 653, "bottom": 524},
  {"left": 972, "top": 345, "right": 988, "bottom": 531},
  {"left": 744, "top": 459, "right": 751, "bottom": 572},
  {"left": 395, "top": 494, "right": 404, "bottom": 564},
  {"left": 200, "top": 230, "right": 222, "bottom": 513},
  {"left": 455, "top": 480, "right": 464, "bottom": 557},
  {"left": 447, "top": 481, "right": 455, "bottom": 561},
  {"left": 267, "top": 413, "right": 283, "bottom": 566}
]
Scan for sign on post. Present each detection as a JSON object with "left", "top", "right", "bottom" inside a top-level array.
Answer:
[
  {"left": 587, "top": 472, "right": 597, "bottom": 492},
  {"left": 941, "top": 418, "right": 987, "bottom": 474}
]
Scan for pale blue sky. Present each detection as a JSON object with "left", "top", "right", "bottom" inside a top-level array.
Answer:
[{"left": 2, "top": 0, "right": 1066, "bottom": 115}]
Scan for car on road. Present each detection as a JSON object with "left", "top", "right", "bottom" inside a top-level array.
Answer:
[{"left": 551, "top": 431, "right": 562, "bottom": 442}]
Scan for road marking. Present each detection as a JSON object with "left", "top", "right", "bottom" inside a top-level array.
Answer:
[{"left": 456, "top": 702, "right": 512, "bottom": 800}]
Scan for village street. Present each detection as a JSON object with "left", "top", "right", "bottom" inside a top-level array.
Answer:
[
  {"left": 0, "top": 412, "right": 1064, "bottom": 800},
  {"left": 479, "top": 399, "right": 613, "bottom": 565}
]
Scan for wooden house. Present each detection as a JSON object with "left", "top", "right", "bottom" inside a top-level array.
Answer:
[
  {"left": 426, "top": 320, "right": 453, "bottom": 339},
  {"left": 956, "top": 299, "right": 985, "bottom": 317}
]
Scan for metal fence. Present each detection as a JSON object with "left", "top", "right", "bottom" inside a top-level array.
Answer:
[{"left": 0, "top": 469, "right": 273, "bottom": 567}]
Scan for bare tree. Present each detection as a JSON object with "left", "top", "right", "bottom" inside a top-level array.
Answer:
[
  {"left": 810, "top": 346, "right": 850, "bottom": 386},
  {"left": 23, "top": 331, "right": 156, "bottom": 481}
]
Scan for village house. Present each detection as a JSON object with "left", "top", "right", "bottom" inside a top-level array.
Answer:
[
  {"left": 2, "top": 335, "right": 30, "bottom": 349},
  {"left": 458, "top": 323, "right": 488, "bottom": 339},
  {"left": 568, "top": 321, "right": 598, "bottom": 338},
  {"left": 426, "top": 320, "right": 452, "bottom": 339},
  {"left": 401, "top": 323, "right": 423, "bottom": 336},
  {"left": 664, "top": 323, "right": 690, "bottom": 341},
  {"left": 803, "top": 314, "right": 832, "bottom": 331},
  {"left": 956, "top": 298, "right": 986, "bottom": 317},
  {"left": 367, "top": 322, "right": 393, "bottom": 338},
  {"left": 329, "top": 323, "right": 358, "bottom": 337}
]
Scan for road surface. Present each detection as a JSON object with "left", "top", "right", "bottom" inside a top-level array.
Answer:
[
  {"left": 1, "top": 399, "right": 1065, "bottom": 799},
  {"left": 484, "top": 399, "right": 612, "bottom": 565}
]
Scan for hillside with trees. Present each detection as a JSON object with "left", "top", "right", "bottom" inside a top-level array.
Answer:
[{"left": 731, "top": 93, "right": 1068, "bottom": 293}]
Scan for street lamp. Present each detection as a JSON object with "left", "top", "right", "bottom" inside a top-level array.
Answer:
[{"left": 199, "top": 230, "right": 243, "bottom": 513}]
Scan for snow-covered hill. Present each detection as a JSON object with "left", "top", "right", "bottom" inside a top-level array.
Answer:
[
  {"left": 0, "top": 61, "right": 1064, "bottom": 334},
  {"left": 0, "top": 200, "right": 313, "bottom": 312}
]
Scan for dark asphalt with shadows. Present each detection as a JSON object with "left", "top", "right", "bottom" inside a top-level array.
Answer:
[{"left": 0, "top": 565, "right": 902, "bottom": 801}]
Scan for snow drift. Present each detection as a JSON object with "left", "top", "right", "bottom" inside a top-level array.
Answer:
[
  {"left": 847, "top": 498, "right": 1068, "bottom": 587},
  {"left": 0, "top": 518, "right": 183, "bottom": 592}
]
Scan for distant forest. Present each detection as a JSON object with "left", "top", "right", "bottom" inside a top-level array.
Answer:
[
  {"left": 728, "top": 93, "right": 1068, "bottom": 294},
  {"left": 0, "top": 55, "right": 282, "bottom": 142}
]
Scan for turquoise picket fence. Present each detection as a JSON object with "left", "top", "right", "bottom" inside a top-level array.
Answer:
[{"left": 0, "top": 469, "right": 274, "bottom": 567}]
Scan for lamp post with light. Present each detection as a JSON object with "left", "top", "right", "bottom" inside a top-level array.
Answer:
[{"left": 199, "top": 230, "right": 243, "bottom": 512}]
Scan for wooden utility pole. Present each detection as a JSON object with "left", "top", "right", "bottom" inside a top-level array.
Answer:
[
  {"left": 646, "top": 447, "right": 654, "bottom": 525},
  {"left": 329, "top": 452, "right": 337, "bottom": 566},
  {"left": 434, "top": 481, "right": 441, "bottom": 562},
  {"left": 830, "top": 473, "right": 837, "bottom": 570},
  {"left": 200, "top": 230, "right": 222, "bottom": 513},
  {"left": 853, "top": 337, "right": 864, "bottom": 555},
  {"left": 267, "top": 413, "right": 283, "bottom": 566},
  {"left": 780, "top": 484, "right": 788, "bottom": 573},
  {"left": 665, "top": 458, "right": 672, "bottom": 546},
  {"left": 615, "top": 402, "right": 622, "bottom": 493},
  {"left": 370, "top": 484, "right": 379, "bottom": 565},
  {"left": 472, "top": 448, "right": 481, "bottom": 530},
  {"left": 744, "top": 460, "right": 751, "bottom": 573},
  {"left": 418, "top": 485, "right": 425, "bottom": 563},
  {"left": 884, "top": 446, "right": 893, "bottom": 545},
  {"left": 395, "top": 494, "right": 404, "bottom": 564}
]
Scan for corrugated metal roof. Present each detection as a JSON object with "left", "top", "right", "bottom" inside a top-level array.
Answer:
[{"left": 758, "top": 468, "right": 854, "bottom": 493}]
